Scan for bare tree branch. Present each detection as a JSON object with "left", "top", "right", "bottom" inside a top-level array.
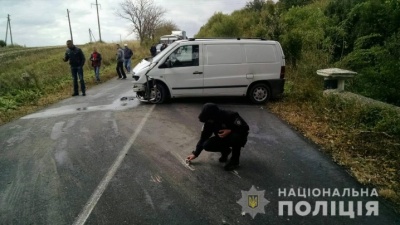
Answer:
[{"left": 116, "top": 0, "right": 166, "bottom": 45}]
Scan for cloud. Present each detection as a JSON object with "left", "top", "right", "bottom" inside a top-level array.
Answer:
[{"left": 0, "top": 0, "right": 248, "bottom": 47}]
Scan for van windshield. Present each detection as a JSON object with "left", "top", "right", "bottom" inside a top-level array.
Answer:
[{"left": 151, "top": 42, "right": 179, "bottom": 62}]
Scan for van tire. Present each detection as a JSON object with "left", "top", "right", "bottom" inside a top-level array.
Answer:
[
  {"left": 150, "top": 83, "right": 167, "bottom": 104},
  {"left": 249, "top": 83, "right": 270, "bottom": 104}
]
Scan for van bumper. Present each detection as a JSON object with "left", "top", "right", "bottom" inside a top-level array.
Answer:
[
  {"left": 133, "top": 83, "right": 145, "bottom": 92},
  {"left": 269, "top": 79, "right": 285, "bottom": 99}
]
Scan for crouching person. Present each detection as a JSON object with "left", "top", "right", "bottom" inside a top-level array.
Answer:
[{"left": 186, "top": 103, "right": 249, "bottom": 171}]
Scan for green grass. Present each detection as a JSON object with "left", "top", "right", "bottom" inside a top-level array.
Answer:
[{"left": 0, "top": 41, "right": 146, "bottom": 124}]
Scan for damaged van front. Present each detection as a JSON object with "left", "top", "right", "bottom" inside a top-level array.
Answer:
[{"left": 131, "top": 42, "right": 177, "bottom": 103}]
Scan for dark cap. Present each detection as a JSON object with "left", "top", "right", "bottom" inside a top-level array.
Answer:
[{"left": 198, "top": 103, "right": 219, "bottom": 122}]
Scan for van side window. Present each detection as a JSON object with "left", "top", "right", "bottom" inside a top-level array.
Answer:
[{"left": 167, "top": 45, "right": 199, "bottom": 67}]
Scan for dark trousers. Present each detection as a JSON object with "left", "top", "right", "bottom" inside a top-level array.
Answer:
[
  {"left": 71, "top": 67, "right": 85, "bottom": 94},
  {"left": 116, "top": 61, "right": 126, "bottom": 78},
  {"left": 203, "top": 133, "right": 248, "bottom": 163}
]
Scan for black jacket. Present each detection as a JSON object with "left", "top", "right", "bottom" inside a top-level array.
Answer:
[
  {"left": 124, "top": 48, "right": 133, "bottom": 59},
  {"left": 64, "top": 46, "right": 85, "bottom": 67},
  {"left": 193, "top": 103, "right": 249, "bottom": 157}
]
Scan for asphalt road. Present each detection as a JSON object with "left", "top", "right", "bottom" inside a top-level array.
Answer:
[{"left": 0, "top": 77, "right": 399, "bottom": 225}]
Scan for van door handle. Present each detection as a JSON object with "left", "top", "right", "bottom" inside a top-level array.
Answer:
[{"left": 193, "top": 71, "right": 203, "bottom": 74}]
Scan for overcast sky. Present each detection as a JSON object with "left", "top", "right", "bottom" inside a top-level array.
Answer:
[{"left": 0, "top": 0, "right": 250, "bottom": 47}]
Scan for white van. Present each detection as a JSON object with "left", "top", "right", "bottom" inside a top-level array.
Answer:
[{"left": 132, "top": 38, "right": 285, "bottom": 104}]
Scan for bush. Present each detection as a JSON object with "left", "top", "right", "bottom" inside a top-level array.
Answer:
[{"left": 0, "top": 97, "right": 18, "bottom": 111}]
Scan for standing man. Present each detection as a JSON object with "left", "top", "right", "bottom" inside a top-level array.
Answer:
[
  {"left": 123, "top": 43, "right": 133, "bottom": 74},
  {"left": 186, "top": 103, "right": 250, "bottom": 171},
  {"left": 116, "top": 44, "right": 127, "bottom": 79},
  {"left": 63, "top": 40, "right": 86, "bottom": 96},
  {"left": 89, "top": 47, "right": 102, "bottom": 82},
  {"left": 150, "top": 44, "right": 157, "bottom": 57},
  {"left": 160, "top": 43, "right": 167, "bottom": 52}
]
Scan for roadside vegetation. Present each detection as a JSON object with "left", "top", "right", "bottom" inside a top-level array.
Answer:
[
  {"left": 195, "top": 0, "right": 400, "bottom": 212},
  {"left": 0, "top": 41, "right": 145, "bottom": 124},
  {"left": 0, "top": 0, "right": 399, "bottom": 213}
]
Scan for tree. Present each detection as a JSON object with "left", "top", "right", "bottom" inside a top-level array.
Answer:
[
  {"left": 245, "top": 0, "right": 266, "bottom": 11},
  {"left": 279, "top": 0, "right": 313, "bottom": 11},
  {"left": 280, "top": 5, "right": 328, "bottom": 66},
  {"left": 117, "top": 0, "right": 166, "bottom": 45},
  {"left": 0, "top": 40, "right": 6, "bottom": 47},
  {"left": 153, "top": 21, "right": 179, "bottom": 42}
]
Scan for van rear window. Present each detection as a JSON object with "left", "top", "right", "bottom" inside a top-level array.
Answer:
[
  {"left": 245, "top": 45, "right": 277, "bottom": 63},
  {"left": 206, "top": 45, "right": 243, "bottom": 65}
]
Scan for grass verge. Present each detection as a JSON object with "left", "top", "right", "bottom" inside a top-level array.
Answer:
[
  {"left": 0, "top": 41, "right": 145, "bottom": 124},
  {"left": 269, "top": 68, "right": 400, "bottom": 213}
]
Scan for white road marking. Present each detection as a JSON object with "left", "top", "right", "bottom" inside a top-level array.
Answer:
[{"left": 72, "top": 104, "right": 155, "bottom": 225}]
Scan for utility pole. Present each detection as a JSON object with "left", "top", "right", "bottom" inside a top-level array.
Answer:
[
  {"left": 89, "top": 28, "right": 96, "bottom": 43},
  {"left": 5, "top": 14, "right": 13, "bottom": 46},
  {"left": 67, "top": 9, "right": 73, "bottom": 42},
  {"left": 91, "top": 0, "right": 102, "bottom": 42},
  {"left": 5, "top": 15, "right": 9, "bottom": 44},
  {"left": 89, "top": 29, "right": 92, "bottom": 43}
]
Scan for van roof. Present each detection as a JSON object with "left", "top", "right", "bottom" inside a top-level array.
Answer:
[{"left": 177, "top": 38, "right": 279, "bottom": 45}]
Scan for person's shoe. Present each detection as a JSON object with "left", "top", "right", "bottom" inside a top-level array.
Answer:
[
  {"left": 122, "top": 77, "right": 127, "bottom": 79},
  {"left": 72, "top": 93, "right": 79, "bottom": 96},
  {"left": 224, "top": 161, "right": 240, "bottom": 171},
  {"left": 219, "top": 155, "right": 228, "bottom": 163},
  {"left": 82, "top": 93, "right": 86, "bottom": 96}
]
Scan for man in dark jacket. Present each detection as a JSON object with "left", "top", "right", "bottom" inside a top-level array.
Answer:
[
  {"left": 186, "top": 103, "right": 250, "bottom": 171},
  {"left": 123, "top": 44, "right": 133, "bottom": 73},
  {"left": 150, "top": 44, "right": 157, "bottom": 57},
  {"left": 63, "top": 40, "right": 86, "bottom": 96},
  {"left": 116, "top": 44, "right": 127, "bottom": 79}
]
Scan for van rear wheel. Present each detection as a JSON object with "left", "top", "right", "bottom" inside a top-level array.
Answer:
[
  {"left": 150, "top": 83, "right": 167, "bottom": 104},
  {"left": 249, "top": 83, "right": 270, "bottom": 104}
]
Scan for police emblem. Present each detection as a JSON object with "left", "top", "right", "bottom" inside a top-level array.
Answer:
[
  {"left": 234, "top": 118, "right": 242, "bottom": 126},
  {"left": 237, "top": 185, "right": 270, "bottom": 219}
]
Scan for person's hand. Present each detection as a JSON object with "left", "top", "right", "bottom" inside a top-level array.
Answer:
[
  {"left": 186, "top": 154, "right": 197, "bottom": 162},
  {"left": 218, "top": 129, "right": 231, "bottom": 138}
]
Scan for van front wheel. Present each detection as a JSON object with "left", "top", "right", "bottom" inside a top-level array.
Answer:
[
  {"left": 249, "top": 83, "right": 270, "bottom": 104},
  {"left": 150, "top": 83, "right": 167, "bottom": 104}
]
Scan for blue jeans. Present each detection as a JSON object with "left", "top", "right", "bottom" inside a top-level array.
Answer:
[
  {"left": 71, "top": 67, "right": 85, "bottom": 94},
  {"left": 93, "top": 66, "right": 100, "bottom": 81},
  {"left": 124, "top": 58, "right": 131, "bottom": 73}
]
